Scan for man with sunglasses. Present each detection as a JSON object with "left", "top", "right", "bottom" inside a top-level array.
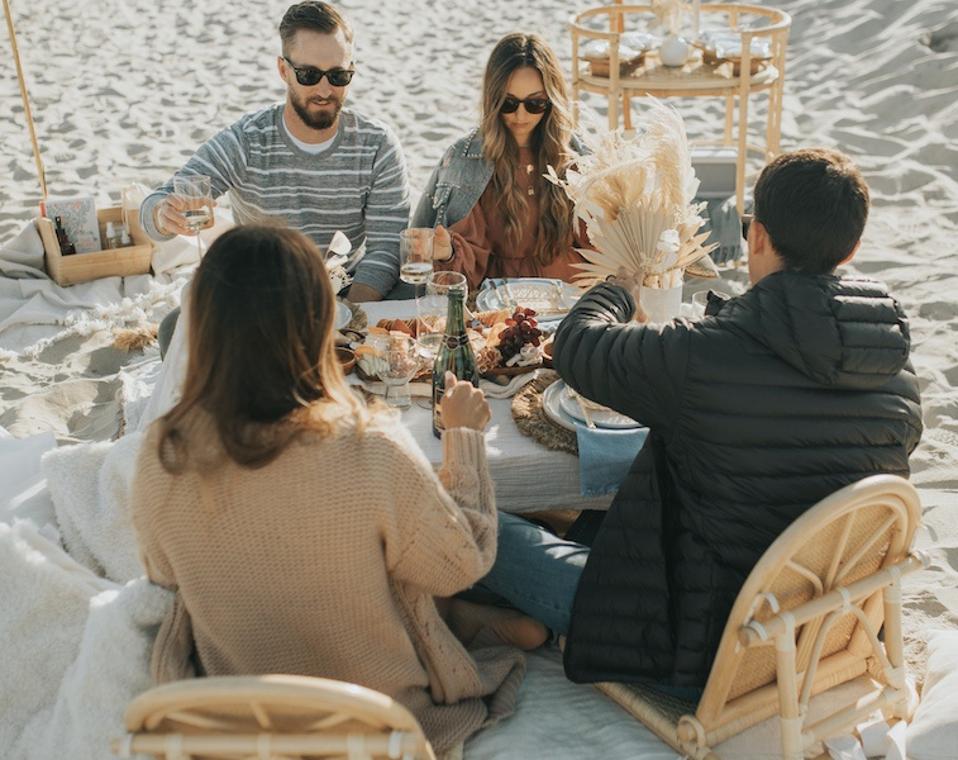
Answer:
[{"left": 141, "top": 1, "right": 409, "bottom": 304}]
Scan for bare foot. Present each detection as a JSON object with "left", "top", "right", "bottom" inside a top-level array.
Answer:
[{"left": 444, "top": 599, "right": 549, "bottom": 651}]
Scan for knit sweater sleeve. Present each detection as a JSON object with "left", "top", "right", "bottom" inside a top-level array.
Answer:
[
  {"left": 130, "top": 427, "right": 177, "bottom": 590},
  {"left": 383, "top": 427, "right": 497, "bottom": 596}
]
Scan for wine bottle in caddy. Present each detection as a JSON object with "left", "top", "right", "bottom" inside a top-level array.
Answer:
[{"left": 432, "top": 287, "right": 479, "bottom": 438}]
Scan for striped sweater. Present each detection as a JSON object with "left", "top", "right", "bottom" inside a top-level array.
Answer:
[{"left": 140, "top": 104, "right": 410, "bottom": 296}]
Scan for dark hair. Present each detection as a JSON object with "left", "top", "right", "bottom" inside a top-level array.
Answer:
[
  {"left": 279, "top": 1, "right": 353, "bottom": 54},
  {"left": 158, "top": 225, "right": 364, "bottom": 472},
  {"left": 753, "top": 148, "right": 869, "bottom": 274}
]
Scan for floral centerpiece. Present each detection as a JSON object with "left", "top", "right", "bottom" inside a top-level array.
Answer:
[{"left": 547, "top": 99, "right": 717, "bottom": 319}]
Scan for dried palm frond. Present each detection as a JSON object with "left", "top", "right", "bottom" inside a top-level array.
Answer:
[
  {"left": 547, "top": 98, "right": 716, "bottom": 289},
  {"left": 113, "top": 324, "right": 158, "bottom": 352}
]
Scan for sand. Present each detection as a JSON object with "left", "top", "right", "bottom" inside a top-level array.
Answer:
[{"left": 1, "top": 0, "right": 957, "bottom": 677}]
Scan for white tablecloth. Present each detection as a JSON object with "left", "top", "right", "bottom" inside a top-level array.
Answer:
[{"left": 361, "top": 301, "right": 611, "bottom": 514}]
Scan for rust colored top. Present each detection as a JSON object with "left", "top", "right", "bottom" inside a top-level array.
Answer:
[{"left": 438, "top": 148, "right": 587, "bottom": 291}]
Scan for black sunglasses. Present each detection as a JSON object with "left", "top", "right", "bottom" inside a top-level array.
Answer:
[
  {"left": 500, "top": 95, "right": 551, "bottom": 115},
  {"left": 283, "top": 57, "right": 355, "bottom": 87},
  {"left": 741, "top": 213, "right": 754, "bottom": 241}
]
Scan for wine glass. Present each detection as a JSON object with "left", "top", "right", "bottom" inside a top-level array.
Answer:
[
  {"left": 173, "top": 174, "right": 214, "bottom": 259},
  {"left": 420, "top": 271, "right": 468, "bottom": 361},
  {"left": 399, "top": 228, "right": 435, "bottom": 340},
  {"left": 378, "top": 333, "right": 421, "bottom": 409}
]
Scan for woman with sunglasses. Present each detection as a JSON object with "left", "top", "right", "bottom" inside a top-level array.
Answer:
[
  {"left": 412, "top": 33, "right": 588, "bottom": 291},
  {"left": 132, "top": 225, "right": 544, "bottom": 755}
]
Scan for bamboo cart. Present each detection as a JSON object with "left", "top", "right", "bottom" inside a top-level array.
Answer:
[
  {"left": 3, "top": 0, "right": 153, "bottom": 286},
  {"left": 570, "top": 3, "right": 791, "bottom": 216}
]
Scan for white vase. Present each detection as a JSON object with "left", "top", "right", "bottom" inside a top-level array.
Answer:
[
  {"left": 638, "top": 283, "right": 684, "bottom": 323},
  {"left": 659, "top": 34, "right": 690, "bottom": 67}
]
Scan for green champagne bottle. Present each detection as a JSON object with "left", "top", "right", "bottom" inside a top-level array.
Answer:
[{"left": 432, "top": 288, "right": 479, "bottom": 438}]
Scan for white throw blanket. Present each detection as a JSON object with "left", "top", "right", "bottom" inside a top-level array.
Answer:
[{"left": 0, "top": 520, "right": 169, "bottom": 760}]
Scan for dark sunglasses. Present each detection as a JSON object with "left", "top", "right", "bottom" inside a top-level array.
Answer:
[
  {"left": 283, "top": 57, "right": 355, "bottom": 87},
  {"left": 741, "top": 213, "right": 754, "bottom": 240},
  {"left": 500, "top": 95, "right": 551, "bottom": 115}
]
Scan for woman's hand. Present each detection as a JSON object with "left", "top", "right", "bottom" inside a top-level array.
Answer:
[
  {"left": 440, "top": 371, "right": 490, "bottom": 432},
  {"left": 432, "top": 225, "right": 454, "bottom": 262}
]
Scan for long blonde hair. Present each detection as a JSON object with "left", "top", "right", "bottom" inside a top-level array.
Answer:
[
  {"left": 480, "top": 33, "right": 576, "bottom": 265},
  {"left": 158, "top": 225, "right": 367, "bottom": 473}
]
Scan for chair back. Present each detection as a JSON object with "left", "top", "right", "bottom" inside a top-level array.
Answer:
[
  {"left": 114, "top": 674, "right": 436, "bottom": 759},
  {"left": 694, "top": 475, "right": 921, "bottom": 735}
]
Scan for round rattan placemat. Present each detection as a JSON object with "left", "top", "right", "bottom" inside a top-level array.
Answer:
[{"left": 511, "top": 370, "right": 578, "bottom": 455}]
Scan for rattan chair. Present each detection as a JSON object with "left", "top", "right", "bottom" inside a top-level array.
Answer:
[
  {"left": 112, "top": 674, "right": 437, "bottom": 760},
  {"left": 596, "top": 474, "right": 927, "bottom": 759}
]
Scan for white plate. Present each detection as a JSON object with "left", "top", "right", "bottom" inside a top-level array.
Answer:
[
  {"left": 542, "top": 380, "right": 579, "bottom": 432},
  {"left": 335, "top": 300, "right": 352, "bottom": 330},
  {"left": 476, "top": 278, "right": 581, "bottom": 321},
  {"left": 559, "top": 386, "right": 640, "bottom": 429}
]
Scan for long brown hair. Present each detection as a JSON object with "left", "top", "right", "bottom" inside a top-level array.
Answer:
[
  {"left": 158, "top": 225, "right": 365, "bottom": 472},
  {"left": 480, "top": 33, "right": 576, "bottom": 265}
]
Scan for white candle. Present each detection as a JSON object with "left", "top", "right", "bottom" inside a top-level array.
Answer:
[{"left": 692, "top": 0, "right": 701, "bottom": 38}]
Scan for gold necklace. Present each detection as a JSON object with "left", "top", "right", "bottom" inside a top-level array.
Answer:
[{"left": 526, "top": 163, "right": 535, "bottom": 196}]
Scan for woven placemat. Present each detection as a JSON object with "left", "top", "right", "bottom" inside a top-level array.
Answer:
[{"left": 511, "top": 370, "right": 578, "bottom": 455}]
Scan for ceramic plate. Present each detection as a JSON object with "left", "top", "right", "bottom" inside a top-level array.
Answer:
[
  {"left": 335, "top": 300, "right": 352, "bottom": 330},
  {"left": 476, "top": 278, "right": 581, "bottom": 321},
  {"left": 542, "top": 379, "right": 578, "bottom": 432},
  {"left": 557, "top": 382, "right": 641, "bottom": 429}
]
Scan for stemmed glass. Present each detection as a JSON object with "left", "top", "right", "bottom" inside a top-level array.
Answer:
[
  {"left": 399, "top": 228, "right": 435, "bottom": 341},
  {"left": 419, "top": 271, "right": 468, "bottom": 361},
  {"left": 378, "top": 333, "right": 420, "bottom": 409},
  {"left": 173, "top": 174, "right": 214, "bottom": 259}
]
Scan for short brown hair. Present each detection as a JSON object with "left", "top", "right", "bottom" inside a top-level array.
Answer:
[
  {"left": 753, "top": 148, "right": 869, "bottom": 274},
  {"left": 279, "top": 1, "right": 353, "bottom": 54}
]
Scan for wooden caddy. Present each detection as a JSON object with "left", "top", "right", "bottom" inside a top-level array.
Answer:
[
  {"left": 35, "top": 207, "right": 153, "bottom": 286},
  {"left": 5, "top": 0, "right": 154, "bottom": 287}
]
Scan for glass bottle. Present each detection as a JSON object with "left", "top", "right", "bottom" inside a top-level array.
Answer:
[
  {"left": 432, "top": 288, "right": 479, "bottom": 438},
  {"left": 54, "top": 216, "right": 76, "bottom": 255}
]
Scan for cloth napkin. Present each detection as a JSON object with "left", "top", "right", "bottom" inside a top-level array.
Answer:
[{"left": 575, "top": 423, "right": 648, "bottom": 497}]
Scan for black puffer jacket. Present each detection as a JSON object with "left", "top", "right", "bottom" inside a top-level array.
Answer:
[{"left": 552, "top": 274, "right": 922, "bottom": 688}]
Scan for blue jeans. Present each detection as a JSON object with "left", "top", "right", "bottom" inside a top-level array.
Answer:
[
  {"left": 472, "top": 512, "right": 704, "bottom": 703},
  {"left": 470, "top": 512, "right": 589, "bottom": 635}
]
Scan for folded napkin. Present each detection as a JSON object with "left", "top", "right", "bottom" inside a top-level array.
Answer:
[{"left": 575, "top": 423, "right": 648, "bottom": 497}]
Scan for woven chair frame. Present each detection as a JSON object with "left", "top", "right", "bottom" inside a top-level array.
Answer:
[
  {"left": 596, "top": 475, "right": 925, "bottom": 760},
  {"left": 112, "top": 674, "right": 437, "bottom": 760}
]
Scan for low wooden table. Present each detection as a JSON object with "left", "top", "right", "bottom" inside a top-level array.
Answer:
[{"left": 359, "top": 300, "right": 612, "bottom": 515}]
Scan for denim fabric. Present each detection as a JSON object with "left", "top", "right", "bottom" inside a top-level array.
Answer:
[
  {"left": 411, "top": 130, "right": 590, "bottom": 230},
  {"left": 472, "top": 512, "right": 589, "bottom": 636}
]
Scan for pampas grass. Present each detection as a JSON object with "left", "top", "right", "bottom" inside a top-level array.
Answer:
[
  {"left": 547, "top": 99, "right": 717, "bottom": 290},
  {"left": 112, "top": 324, "right": 157, "bottom": 352}
]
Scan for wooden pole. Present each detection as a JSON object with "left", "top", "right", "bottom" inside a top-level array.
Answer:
[{"left": 3, "top": 0, "right": 48, "bottom": 198}]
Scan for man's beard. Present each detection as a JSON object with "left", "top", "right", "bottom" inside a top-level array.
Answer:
[{"left": 290, "top": 91, "right": 343, "bottom": 130}]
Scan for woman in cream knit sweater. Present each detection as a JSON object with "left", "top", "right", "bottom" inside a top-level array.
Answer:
[{"left": 131, "top": 225, "right": 539, "bottom": 754}]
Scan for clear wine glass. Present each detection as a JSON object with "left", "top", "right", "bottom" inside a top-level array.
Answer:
[
  {"left": 378, "top": 333, "right": 421, "bottom": 409},
  {"left": 420, "top": 271, "right": 468, "bottom": 361},
  {"left": 173, "top": 174, "right": 214, "bottom": 260},
  {"left": 399, "top": 228, "right": 435, "bottom": 341}
]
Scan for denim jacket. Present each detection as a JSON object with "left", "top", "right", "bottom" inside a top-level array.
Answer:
[{"left": 411, "top": 128, "right": 589, "bottom": 229}]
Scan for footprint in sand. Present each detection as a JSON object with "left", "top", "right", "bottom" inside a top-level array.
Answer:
[{"left": 920, "top": 21, "right": 958, "bottom": 53}]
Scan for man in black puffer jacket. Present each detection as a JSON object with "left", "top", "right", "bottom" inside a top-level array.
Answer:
[{"left": 475, "top": 148, "right": 922, "bottom": 692}]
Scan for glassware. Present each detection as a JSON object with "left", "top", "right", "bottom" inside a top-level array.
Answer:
[
  {"left": 173, "top": 174, "right": 214, "bottom": 260},
  {"left": 432, "top": 285, "right": 479, "bottom": 438},
  {"left": 399, "top": 228, "right": 435, "bottom": 341},
  {"left": 420, "top": 270, "right": 468, "bottom": 361},
  {"left": 378, "top": 333, "right": 420, "bottom": 409}
]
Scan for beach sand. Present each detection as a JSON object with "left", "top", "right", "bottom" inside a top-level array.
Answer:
[{"left": 1, "top": 0, "right": 957, "bottom": 678}]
